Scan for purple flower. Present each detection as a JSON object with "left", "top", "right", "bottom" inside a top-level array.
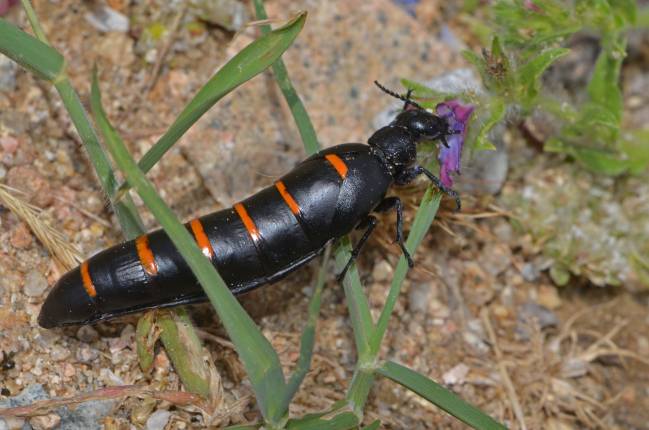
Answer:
[
  {"left": 435, "top": 100, "right": 474, "bottom": 188},
  {"left": 0, "top": 0, "right": 18, "bottom": 16}
]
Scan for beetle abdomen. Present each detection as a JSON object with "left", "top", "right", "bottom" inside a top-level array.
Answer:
[{"left": 38, "top": 144, "right": 391, "bottom": 328}]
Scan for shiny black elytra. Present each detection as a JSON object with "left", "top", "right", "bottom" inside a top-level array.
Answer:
[{"left": 38, "top": 82, "right": 460, "bottom": 328}]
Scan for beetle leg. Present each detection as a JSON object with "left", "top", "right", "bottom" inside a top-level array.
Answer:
[
  {"left": 395, "top": 166, "right": 462, "bottom": 211},
  {"left": 337, "top": 216, "right": 378, "bottom": 282},
  {"left": 375, "top": 197, "right": 414, "bottom": 268}
]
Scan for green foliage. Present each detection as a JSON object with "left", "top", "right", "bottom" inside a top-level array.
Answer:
[{"left": 452, "top": 0, "right": 649, "bottom": 176}]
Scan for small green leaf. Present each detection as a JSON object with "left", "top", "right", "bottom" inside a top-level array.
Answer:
[
  {"left": 135, "top": 311, "right": 158, "bottom": 373},
  {"left": 620, "top": 129, "right": 649, "bottom": 175},
  {"left": 472, "top": 97, "right": 505, "bottom": 151},
  {"left": 462, "top": 49, "right": 491, "bottom": 88},
  {"left": 517, "top": 47, "right": 570, "bottom": 107},
  {"left": 157, "top": 309, "right": 211, "bottom": 398},
  {"left": 587, "top": 43, "right": 624, "bottom": 123},
  {"left": 549, "top": 264, "right": 570, "bottom": 286},
  {"left": 571, "top": 146, "right": 629, "bottom": 176},
  {"left": 378, "top": 361, "right": 507, "bottom": 430}
]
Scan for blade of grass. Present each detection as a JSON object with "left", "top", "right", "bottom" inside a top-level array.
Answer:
[
  {"left": 91, "top": 76, "right": 289, "bottom": 425},
  {"left": 370, "top": 189, "right": 441, "bottom": 353},
  {"left": 335, "top": 238, "right": 375, "bottom": 359},
  {"left": 361, "top": 420, "right": 381, "bottom": 430},
  {"left": 378, "top": 361, "right": 507, "bottom": 430},
  {"left": 252, "top": 0, "right": 319, "bottom": 156},
  {"left": 286, "top": 412, "right": 359, "bottom": 430},
  {"left": 0, "top": 18, "right": 62, "bottom": 81},
  {"left": 112, "top": 10, "right": 307, "bottom": 201},
  {"left": 283, "top": 245, "right": 331, "bottom": 407}
]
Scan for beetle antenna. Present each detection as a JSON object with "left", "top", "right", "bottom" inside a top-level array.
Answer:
[{"left": 374, "top": 80, "right": 424, "bottom": 111}]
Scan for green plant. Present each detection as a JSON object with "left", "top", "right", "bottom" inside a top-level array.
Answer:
[
  {"left": 412, "top": 0, "right": 649, "bottom": 176},
  {"left": 0, "top": 1, "right": 506, "bottom": 428}
]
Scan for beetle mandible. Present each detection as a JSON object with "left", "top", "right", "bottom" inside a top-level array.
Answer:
[{"left": 38, "top": 81, "right": 461, "bottom": 328}]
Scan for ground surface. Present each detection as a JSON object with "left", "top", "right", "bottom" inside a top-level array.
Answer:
[{"left": 0, "top": 1, "right": 648, "bottom": 429}]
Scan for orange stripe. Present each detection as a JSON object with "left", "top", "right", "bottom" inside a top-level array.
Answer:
[
  {"left": 190, "top": 218, "right": 214, "bottom": 259},
  {"left": 136, "top": 235, "right": 158, "bottom": 276},
  {"left": 234, "top": 203, "right": 260, "bottom": 241},
  {"left": 325, "top": 154, "right": 348, "bottom": 179},
  {"left": 275, "top": 181, "right": 301, "bottom": 215},
  {"left": 80, "top": 261, "right": 97, "bottom": 298}
]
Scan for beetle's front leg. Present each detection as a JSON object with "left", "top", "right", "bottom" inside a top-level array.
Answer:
[
  {"left": 337, "top": 216, "right": 378, "bottom": 282},
  {"left": 395, "top": 165, "right": 461, "bottom": 211},
  {"left": 374, "top": 197, "right": 414, "bottom": 268}
]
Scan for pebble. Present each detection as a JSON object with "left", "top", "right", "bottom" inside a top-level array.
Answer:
[
  {"left": 516, "top": 302, "right": 559, "bottom": 340},
  {"left": 408, "top": 283, "right": 432, "bottom": 313},
  {"left": 85, "top": 5, "right": 129, "bottom": 32},
  {"left": 49, "top": 345, "right": 71, "bottom": 361},
  {"left": 77, "top": 325, "right": 99, "bottom": 343},
  {"left": 537, "top": 285, "right": 562, "bottom": 309},
  {"left": 76, "top": 344, "right": 100, "bottom": 363},
  {"left": 23, "top": 270, "right": 48, "bottom": 297},
  {"left": 9, "top": 223, "right": 32, "bottom": 250},
  {"left": 145, "top": 409, "right": 172, "bottom": 430},
  {"left": 0, "top": 55, "right": 17, "bottom": 92},
  {"left": 521, "top": 262, "right": 539, "bottom": 282},
  {"left": 371, "top": 260, "right": 393, "bottom": 282},
  {"left": 189, "top": 0, "right": 248, "bottom": 31},
  {"left": 29, "top": 414, "right": 61, "bottom": 430},
  {"left": 442, "top": 363, "right": 469, "bottom": 385}
]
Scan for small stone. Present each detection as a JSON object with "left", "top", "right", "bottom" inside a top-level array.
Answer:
[
  {"left": 77, "top": 325, "right": 99, "bottom": 343},
  {"left": 537, "top": 285, "right": 562, "bottom": 309},
  {"left": 85, "top": 5, "right": 129, "bottom": 32},
  {"left": 189, "top": 0, "right": 248, "bottom": 31},
  {"left": 517, "top": 302, "right": 559, "bottom": 340},
  {"left": 63, "top": 363, "right": 76, "bottom": 378},
  {"left": 408, "top": 283, "right": 432, "bottom": 313},
  {"left": 521, "top": 262, "right": 539, "bottom": 282},
  {"left": 76, "top": 344, "right": 100, "bottom": 363},
  {"left": 29, "top": 414, "right": 61, "bottom": 430},
  {"left": 0, "top": 55, "right": 17, "bottom": 92},
  {"left": 561, "top": 357, "right": 588, "bottom": 378},
  {"left": 49, "top": 345, "right": 70, "bottom": 362},
  {"left": 10, "top": 223, "right": 32, "bottom": 249},
  {"left": 520, "top": 302, "right": 559, "bottom": 328},
  {"left": 146, "top": 409, "right": 171, "bottom": 430},
  {"left": 442, "top": 363, "right": 469, "bottom": 385},
  {"left": 0, "top": 417, "right": 25, "bottom": 430},
  {"left": 23, "top": 270, "right": 48, "bottom": 297},
  {"left": 371, "top": 260, "right": 393, "bottom": 282}
]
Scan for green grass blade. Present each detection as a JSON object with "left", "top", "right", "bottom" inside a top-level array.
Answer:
[
  {"left": 283, "top": 245, "right": 331, "bottom": 406},
  {"left": 378, "top": 361, "right": 507, "bottom": 430},
  {"left": 370, "top": 189, "right": 441, "bottom": 353},
  {"left": 335, "top": 238, "right": 375, "bottom": 359},
  {"left": 0, "top": 18, "right": 62, "bottom": 82},
  {"left": 361, "top": 420, "right": 381, "bottom": 430},
  {"left": 132, "top": 11, "right": 307, "bottom": 179},
  {"left": 90, "top": 76, "right": 288, "bottom": 425},
  {"left": 253, "top": 0, "right": 319, "bottom": 155},
  {"left": 287, "top": 412, "right": 359, "bottom": 430}
]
